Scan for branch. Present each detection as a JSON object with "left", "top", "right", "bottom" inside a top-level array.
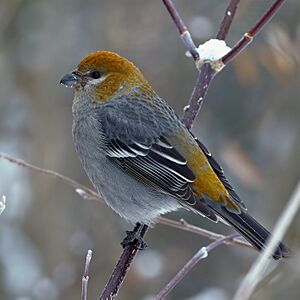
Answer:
[
  {"left": 165, "top": 0, "right": 286, "bottom": 129},
  {"left": 221, "top": 0, "right": 286, "bottom": 65},
  {"left": 162, "top": 0, "right": 199, "bottom": 61},
  {"left": 157, "top": 217, "right": 253, "bottom": 249},
  {"left": 181, "top": 0, "right": 240, "bottom": 129},
  {"left": 216, "top": 0, "right": 241, "bottom": 40},
  {"left": 163, "top": 0, "right": 239, "bottom": 129},
  {"left": 233, "top": 180, "right": 300, "bottom": 300},
  {"left": 0, "top": 195, "right": 6, "bottom": 216},
  {"left": 181, "top": 63, "right": 215, "bottom": 129},
  {"left": 155, "top": 234, "right": 238, "bottom": 300},
  {"left": 100, "top": 225, "right": 148, "bottom": 300},
  {"left": 0, "top": 152, "right": 101, "bottom": 202},
  {"left": 82, "top": 250, "right": 93, "bottom": 300}
]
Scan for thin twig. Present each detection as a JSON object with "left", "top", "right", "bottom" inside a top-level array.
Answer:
[
  {"left": 82, "top": 250, "right": 93, "bottom": 300},
  {"left": 0, "top": 152, "right": 102, "bottom": 202},
  {"left": 216, "top": 0, "right": 241, "bottom": 40},
  {"left": 162, "top": 0, "right": 199, "bottom": 61},
  {"left": 233, "top": 180, "right": 300, "bottom": 300},
  {"left": 157, "top": 217, "right": 253, "bottom": 249},
  {"left": 0, "top": 195, "right": 6, "bottom": 216},
  {"left": 100, "top": 225, "right": 148, "bottom": 300},
  {"left": 155, "top": 234, "right": 238, "bottom": 300},
  {"left": 222, "top": 0, "right": 286, "bottom": 65}
]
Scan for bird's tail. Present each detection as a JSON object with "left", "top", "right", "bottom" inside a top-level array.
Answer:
[{"left": 212, "top": 206, "right": 291, "bottom": 260}]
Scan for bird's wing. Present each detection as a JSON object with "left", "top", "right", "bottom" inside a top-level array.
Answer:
[
  {"left": 107, "top": 137, "right": 217, "bottom": 222},
  {"left": 193, "top": 137, "right": 246, "bottom": 210},
  {"left": 96, "top": 97, "right": 218, "bottom": 221}
]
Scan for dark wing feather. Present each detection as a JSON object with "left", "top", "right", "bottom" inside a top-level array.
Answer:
[
  {"left": 194, "top": 137, "right": 246, "bottom": 210},
  {"left": 106, "top": 137, "right": 217, "bottom": 221},
  {"left": 107, "top": 137, "right": 194, "bottom": 193}
]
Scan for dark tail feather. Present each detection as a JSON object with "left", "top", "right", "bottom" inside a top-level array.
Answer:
[{"left": 213, "top": 206, "right": 291, "bottom": 260}]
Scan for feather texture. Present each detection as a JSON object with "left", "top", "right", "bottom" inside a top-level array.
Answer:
[{"left": 104, "top": 136, "right": 217, "bottom": 221}]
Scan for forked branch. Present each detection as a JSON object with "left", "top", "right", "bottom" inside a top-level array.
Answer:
[
  {"left": 222, "top": 0, "right": 286, "bottom": 65},
  {"left": 164, "top": 0, "right": 286, "bottom": 129}
]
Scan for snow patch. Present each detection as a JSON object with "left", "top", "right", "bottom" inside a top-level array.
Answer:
[{"left": 196, "top": 39, "right": 231, "bottom": 61}]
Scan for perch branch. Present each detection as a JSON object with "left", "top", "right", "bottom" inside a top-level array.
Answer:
[{"left": 100, "top": 225, "right": 148, "bottom": 300}]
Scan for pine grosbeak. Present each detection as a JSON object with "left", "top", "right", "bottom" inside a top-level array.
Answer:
[{"left": 60, "top": 51, "right": 290, "bottom": 259}]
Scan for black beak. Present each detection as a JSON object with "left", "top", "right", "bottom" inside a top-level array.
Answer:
[{"left": 60, "top": 71, "right": 81, "bottom": 88}]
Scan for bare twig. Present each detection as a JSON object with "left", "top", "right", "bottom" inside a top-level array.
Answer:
[
  {"left": 216, "top": 0, "right": 241, "bottom": 40},
  {"left": 0, "top": 152, "right": 102, "bottom": 202},
  {"left": 155, "top": 234, "right": 238, "bottom": 300},
  {"left": 82, "top": 250, "right": 93, "bottom": 300},
  {"left": 222, "top": 0, "right": 286, "bottom": 65},
  {"left": 233, "top": 180, "right": 300, "bottom": 300},
  {"left": 0, "top": 195, "right": 6, "bottom": 216},
  {"left": 100, "top": 225, "right": 148, "bottom": 300},
  {"left": 162, "top": 0, "right": 199, "bottom": 61},
  {"left": 157, "top": 217, "right": 253, "bottom": 249}
]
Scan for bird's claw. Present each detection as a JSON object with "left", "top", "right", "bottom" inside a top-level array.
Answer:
[{"left": 121, "top": 224, "right": 147, "bottom": 250}]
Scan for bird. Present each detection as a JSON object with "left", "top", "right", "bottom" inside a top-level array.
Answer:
[{"left": 60, "top": 51, "right": 290, "bottom": 259}]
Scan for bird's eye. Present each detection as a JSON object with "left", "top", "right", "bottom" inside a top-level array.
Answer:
[{"left": 89, "top": 70, "right": 101, "bottom": 79}]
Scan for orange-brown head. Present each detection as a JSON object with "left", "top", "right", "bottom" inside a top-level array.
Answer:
[{"left": 60, "top": 51, "right": 154, "bottom": 101}]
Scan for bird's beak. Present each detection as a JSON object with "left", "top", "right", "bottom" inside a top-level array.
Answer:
[{"left": 60, "top": 71, "right": 81, "bottom": 88}]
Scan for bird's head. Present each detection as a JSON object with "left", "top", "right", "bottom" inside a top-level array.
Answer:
[{"left": 60, "top": 51, "right": 153, "bottom": 102}]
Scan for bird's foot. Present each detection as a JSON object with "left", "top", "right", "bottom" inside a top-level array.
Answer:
[{"left": 121, "top": 223, "right": 147, "bottom": 250}]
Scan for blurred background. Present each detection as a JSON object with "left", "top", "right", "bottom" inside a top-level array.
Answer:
[{"left": 0, "top": 0, "right": 299, "bottom": 299}]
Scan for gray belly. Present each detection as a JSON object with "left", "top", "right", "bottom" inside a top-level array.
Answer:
[{"left": 72, "top": 117, "right": 180, "bottom": 225}]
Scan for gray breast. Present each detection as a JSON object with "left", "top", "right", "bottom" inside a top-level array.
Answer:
[{"left": 72, "top": 105, "right": 180, "bottom": 224}]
